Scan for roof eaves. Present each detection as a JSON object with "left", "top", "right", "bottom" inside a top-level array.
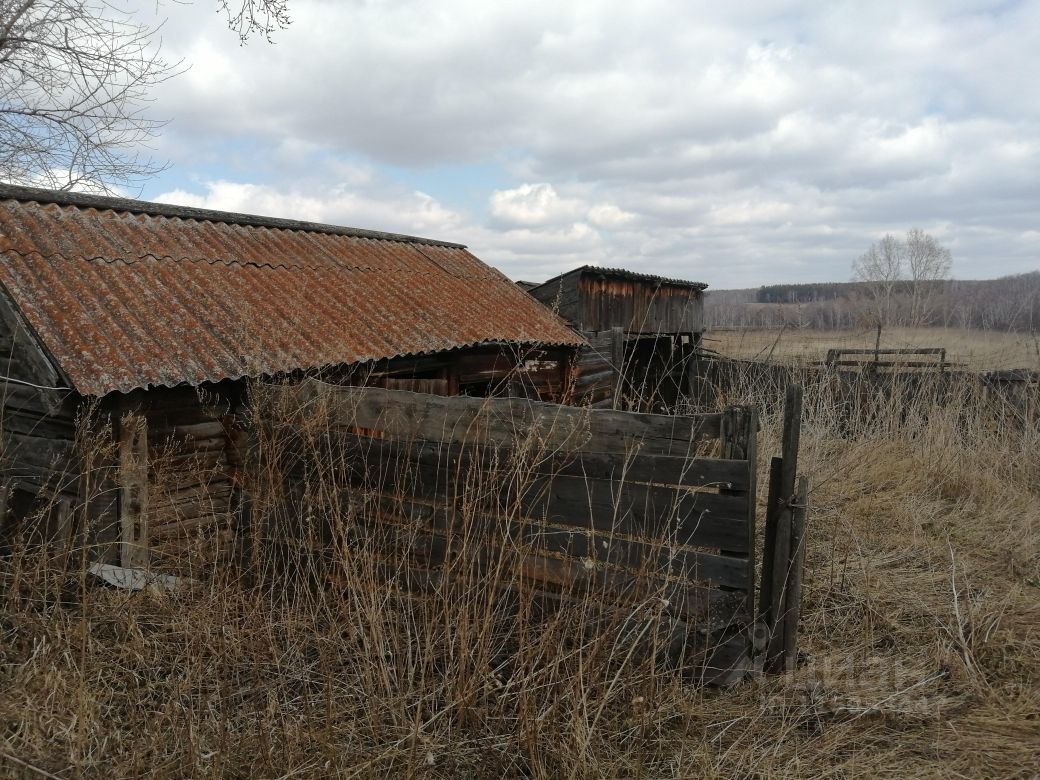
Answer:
[
  {"left": 96, "top": 335, "right": 588, "bottom": 396},
  {"left": 529, "top": 264, "right": 708, "bottom": 292}
]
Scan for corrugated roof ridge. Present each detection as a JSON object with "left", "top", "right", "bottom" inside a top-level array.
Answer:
[
  {"left": 0, "top": 244, "right": 511, "bottom": 276},
  {"left": 0, "top": 182, "right": 467, "bottom": 249},
  {"left": 531, "top": 264, "right": 708, "bottom": 291}
]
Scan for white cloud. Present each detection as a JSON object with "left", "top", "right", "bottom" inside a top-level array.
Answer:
[
  {"left": 154, "top": 180, "right": 464, "bottom": 237},
  {"left": 489, "top": 183, "right": 580, "bottom": 227},
  {"left": 137, "top": 0, "right": 1040, "bottom": 287},
  {"left": 488, "top": 183, "right": 634, "bottom": 231}
]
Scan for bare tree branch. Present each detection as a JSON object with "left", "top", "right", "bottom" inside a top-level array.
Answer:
[
  {"left": 0, "top": 0, "right": 181, "bottom": 191},
  {"left": 852, "top": 233, "right": 905, "bottom": 337},
  {"left": 218, "top": 0, "right": 291, "bottom": 43}
]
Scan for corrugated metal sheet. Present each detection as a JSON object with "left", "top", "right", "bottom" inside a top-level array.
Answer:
[{"left": 0, "top": 187, "right": 583, "bottom": 396}]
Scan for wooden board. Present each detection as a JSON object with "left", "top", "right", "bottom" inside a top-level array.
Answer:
[{"left": 296, "top": 380, "right": 722, "bottom": 455}]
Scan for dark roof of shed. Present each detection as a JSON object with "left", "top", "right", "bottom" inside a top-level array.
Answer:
[
  {"left": 0, "top": 184, "right": 583, "bottom": 396},
  {"left": 531, "top": 264, "right": 708, "bottom": 292}
]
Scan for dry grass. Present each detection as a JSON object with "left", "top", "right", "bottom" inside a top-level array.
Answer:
[
  {"left": 708, "top": 326, "right": 1040, "bottom": 371},
  {"left": 1, "top": 374, "right": 1038, "bottom": 778}
]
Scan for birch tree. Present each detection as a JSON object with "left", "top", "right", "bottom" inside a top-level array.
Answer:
[
  {"left": 905, "top": 228, "right": 952, "bottom": 327},
  {"left": 852, "top": 233, "right": 905, "bottom": 355}
]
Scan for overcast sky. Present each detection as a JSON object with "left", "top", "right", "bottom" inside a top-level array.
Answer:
[{"left": 138, "top": 0, "right": 1040, "bottom": 288}]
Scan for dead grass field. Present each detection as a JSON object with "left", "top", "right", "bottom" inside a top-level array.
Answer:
[
  {"left": 707, "top": 326, "right": 1040, "bottom": 371},
  {"left": 1, "top": 376, "right": 1038, "bottom": 777}
]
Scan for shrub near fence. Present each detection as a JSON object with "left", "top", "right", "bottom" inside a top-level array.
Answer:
[{"left": 247, "top": 379, "right": 773, "bottom": 683}]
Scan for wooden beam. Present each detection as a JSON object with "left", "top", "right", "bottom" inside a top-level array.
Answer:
[
  {"left": 295, "top": 380, "right": 724, "bottom": 455},
  {"left": 118, "top": 405, "right": 149, "bottom": 569}
]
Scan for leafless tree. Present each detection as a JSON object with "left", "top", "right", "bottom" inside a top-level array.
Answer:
[
  {"left": 0, "top": 0, "right": 179, "bottom": 190},
  {"left": 0, "top": 0, "right": 290, "bottom": 193},
  {"left": 852, "top": 233, "right": 905, "bottom": 355},
  {"left": 905, "top": 228, "right": 952, "bottom": 327}
]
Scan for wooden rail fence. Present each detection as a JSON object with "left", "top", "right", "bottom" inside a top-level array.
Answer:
[{"left": 261, "top": 379, "right": 810, "bottom": 682}]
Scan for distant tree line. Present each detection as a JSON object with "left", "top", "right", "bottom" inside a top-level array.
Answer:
[
  {"left": 707, "top": 271, "right": 1040, "bottom": 333},
  {"left": 757, "top": 282, "right": 870, "bottom": 303},
  {"left": 708, "top": 230, "right": 1038, "bottom": 335}
]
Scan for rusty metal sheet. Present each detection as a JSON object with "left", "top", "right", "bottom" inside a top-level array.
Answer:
[{"left": 0, "top": 188, "right": 584, "bottom": 396}]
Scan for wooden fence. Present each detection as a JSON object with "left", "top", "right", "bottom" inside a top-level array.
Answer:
[
  {"left": 691, "top": 355, "right": 1039, "bottom": 428},
  {"left": 261, "top": 378, "right": 805, "bottom": 682},
  {"left": 823, "top": 347, "right": 950, "bottom": 372}
]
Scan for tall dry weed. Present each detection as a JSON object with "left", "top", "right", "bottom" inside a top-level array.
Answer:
[{"left": 1, "top": 370, "right": 1037, "bottom": 778}]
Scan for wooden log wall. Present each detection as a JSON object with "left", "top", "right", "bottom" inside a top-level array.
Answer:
[
  {"left": 267, "top": 380, "right": 762, "bottom": 679},
  {"left": 129, "top": 386, "right": 238, "bottom": 573},
  {"left": 568, "top": 329, "right": 622, "bottom": 409}
]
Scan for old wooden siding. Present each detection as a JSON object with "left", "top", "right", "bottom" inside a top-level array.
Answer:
[
  {"left": 578, "top": 276, "right": 703, "bottom": 334},
  {"left": 528, "top": 269, "right": 705, "bottom": 335},
  {"left": 526, "top": 268, "right": 585, "bottom": 328}
]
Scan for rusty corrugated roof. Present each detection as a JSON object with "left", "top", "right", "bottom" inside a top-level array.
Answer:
[
  {"left": 534, "top": 265, "right": 708, "bottom": 292},
  {"left": 0, "top": 184, "right": 584, "bottom": 396}
]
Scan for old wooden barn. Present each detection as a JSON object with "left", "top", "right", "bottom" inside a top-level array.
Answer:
[
  {"left": 526, "top": 265, "right": 707, "bottom": 411},
  {"left": 0, "top": 184, "right": 583, "bottom": 567}
]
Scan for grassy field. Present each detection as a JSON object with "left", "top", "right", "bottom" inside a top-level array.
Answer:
[
  {"left": 1, "top": 374, "right": 1038, "bottom": 777},
  {"left": 707, "top": 326, "right": 1040, "bottom": 371}
]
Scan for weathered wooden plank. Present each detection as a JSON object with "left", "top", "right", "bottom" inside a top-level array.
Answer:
[
  {"left": 371, "top": 493, "right": 746, "bottom": 587},
  {"left": 149, "top": 448, "right": 228, "bottom": 472},
  {"left": 339, "top": 441, "right": 752, "bottom": 551},
  {"left": 827, "top": 347, "right": 946, "bottom": 355},
  {"left": 0, "top": 406, "right": 77, "bottom": 439},
  {"left": 765, "top": 385, "right": 802, "bottom": 673},
  {"left": 738, "top": 408, "right": 759, "bottom": 618},
  {"left": 517, "top": 475, "right": 750, "bottom": 552},
  {"left": 371, "top": 505, "right": 747, "bottom": 625},
  {"left": 150, "top": 483, "right": 233, "bottom": 510},
  {"left": 512, "top": 521, "right": 749, "bottom": 588},
  {"left": 757, "top": 456, "right": 783, "bottom": 626},
  {"left": 828, "top": 360, "right": 952, "bottom": 369},
  {"left": 118, "top": 407, "right": 149, "bottom": 569},
  {"left": 298, "top": 381, "right": 722, "bottom": 454},
  {"left": 339, "top": 433, "right": 749, "bottom": 491},
  {"left": 150, "top": 510, "right": 232, "bottom": 539},
  {"left": 2, "top": 431, "right": 76, "bottom": 468}
]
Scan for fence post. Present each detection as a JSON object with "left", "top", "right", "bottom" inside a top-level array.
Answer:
[
  {"left": 763, "top": 383, "right": 802, "bottom": 673},
  {"left": 781, "top": 475, "right": 809, "bottom": 671}
]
